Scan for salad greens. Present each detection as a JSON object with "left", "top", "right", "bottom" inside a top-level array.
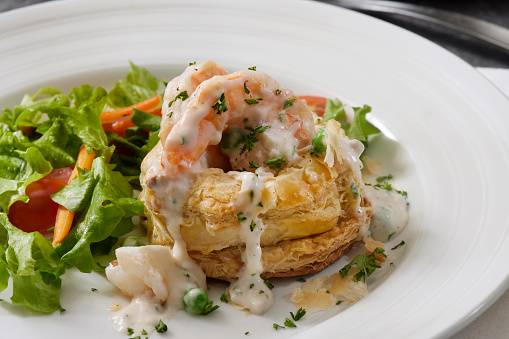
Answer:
[
  {"left": 323, "top": 98, "right": 380, "bottom": 147},
  {"left": 0, "top": 62, "right": 163, "bottom": 313}
]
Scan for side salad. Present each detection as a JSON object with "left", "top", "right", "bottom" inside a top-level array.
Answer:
[{"left": 0, "top": 62, "right": 163, "bottom": 313}]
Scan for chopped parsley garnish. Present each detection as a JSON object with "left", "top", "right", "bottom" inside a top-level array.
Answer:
[
  {"left": 184, "top": 273, "right": 190, "bottom": 278},
  {"left": 366, "top": 181, "right": 408, "bottom": 199},
  {"left": 275, "top": 89, "right": 281, "bottom": 95},
  {"left": 259, "top": 290, "right": 265, "bottom": 294},
  {"left": 336, "top": 300, "right": 343, "bottom": 305},
  {"left": 284, "top": 318, "right": 297, "bottom": 328},
  {"left": 244, "top": 98, "right": 263, "bottom": 105},
  {"left": 244, "top": 81, "right": 250, "bottom": 94},
  {"left": 127, "top": 328, "right": 135, "bottom": 335},
  {"left": 278, "top": 112, "right": 286, "bottom": 122},
  {"left": 376, "top": 174, "right": 393, "bottom": 182},
  {"left": 220, "top": 292, "right": 229, "bottom": 303},
  {"left": 265, "top": 157, "right": 285, "bottom": 170},
  {"left": 189, "top": 61, "right": 197, "bottom": 66},
  {"left": 257, "top": 202, "right": 263, "bottom": 207},
  {"left": 264, "top": 280, "right": 274, "bottom": 290},
  {"left": 248, "top": 66, "right": 257, "bottom": 71},
  {"left": 155, "top": 320, "right": 168, "bottom": 333},
  {"left": 212, "top": 92, "right": 228, "bottom": 115},
  {"left": 326, "top": 290, "right": 330, "bottom": 294},
  {"left": 250, "top": 221, "right": 256, "bottom": 232},
  {"left": 245, "top": 332, "right": 249, "bottom": 335},
  {"left": 283, "top": 97, "right": 295, "bottom": 109},
  {"left": 240, "top": 125, "right": 271, "bottom": 154},
  {"left": 203, "top": 301, "right": 220, "bottom": 315},
  {"left": 297, "top": 278, "right": 306, "bottom": 282},
  {"left": 388, "top": 232, "right": 396, "bottom": 241},
  {"left": 167, "top": 111, "right": 173, "bottom": 118},
  {"left": 250, "top": 283, "right": 255, "bottom": 289},
  {"left": 273, "top": 323, "right": 285, "bottom": 330},
  {"left": 350, "top": 182, "right": 359, "bottom": 197},
  {"left": 168, "top": 90, "right": 189, "bottom": 107},
  {"left": 91, "top": 288, "right": 97, "bottom": 292},
  {"left": 339, "top": 247, "right": 386, "bottom": 282},
  {"left": 237, "top": 213, "right": 247, "bottom": 222},
  {"left": 141, "top": 329, "right": 148, "bottom": 335},
  {"left": 249, "top": 161, "right": 259, "bottom": 168},
  {"left": 181, "top": 137, "right": 186, "bottom": 145},
  {"left": 290, "top": 307, "right": 306, "bottom": 321},
  {"left": 391, "top": 241, "right": 406, "bottom": 250}
]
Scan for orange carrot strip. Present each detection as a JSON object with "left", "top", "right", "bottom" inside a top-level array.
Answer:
[
  {"left": 102, "top": 116, "right": 134, "bottom": 136},
  {"left": 52, "top": 145, "right": 95, "bottom": 247},
  {"left": 102, "top": 107, "right": 163, "bottom": 136},
  {"left": 100, "top": 95, "right": 162, "bottom": 124}
]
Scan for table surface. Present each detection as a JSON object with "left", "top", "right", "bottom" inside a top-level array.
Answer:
[{"left": 2, "top": 1, "right": 509, "bottom": 338}]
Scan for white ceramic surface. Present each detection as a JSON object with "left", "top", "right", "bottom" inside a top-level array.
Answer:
[{"left": 1, "top": 1, "right": 509, "bottom": 338}]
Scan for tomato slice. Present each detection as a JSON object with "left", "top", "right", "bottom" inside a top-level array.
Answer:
[
  {"left": 8, "top": 169, "right": 71, "bottom": 233},
  {"left": 299, "top": 95, "right": 327, "bottom": 117},
  {"left": 45, "top": 167, "right": 73, "bottom": 182}
]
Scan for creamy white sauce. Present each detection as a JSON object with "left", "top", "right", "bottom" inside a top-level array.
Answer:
[
  {"left": 227, "top": 171, "right": 273, "bottom": 314},
  {"left": 363, "top": 185, "right": 409, "bottom": 241},
  {"left": 106, "top": 245, "right": 202, "bottom": 334}
]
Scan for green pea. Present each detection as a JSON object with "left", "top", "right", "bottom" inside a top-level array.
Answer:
[
  {"left": 182, "top": 288, "right": 219, "bottom": 315},
  {"left": 220, "top": 129, "right": 246, "bottom": 151},
  {"left": 311, "top": 128, "right": 327, "bottom": 155}
]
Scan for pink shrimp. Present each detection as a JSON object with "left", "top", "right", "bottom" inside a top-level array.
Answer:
[{"left": 161, "top": 63, "right": 315, "bottom": 173}]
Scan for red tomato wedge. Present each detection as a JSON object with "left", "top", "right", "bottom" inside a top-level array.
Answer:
[
  {"left": 8, "top": 171, "right": 70, "bottom": 233},
  {"left": 299, "top": 95, "right": 327, "bottom": 116}
]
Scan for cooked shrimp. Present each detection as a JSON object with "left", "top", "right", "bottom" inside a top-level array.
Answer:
[
  {"left": 159, "top": 60, "right": 228, "bottom": 142},
  {"left": 161, "top": 66, "right": 315, "bottom": 173}
]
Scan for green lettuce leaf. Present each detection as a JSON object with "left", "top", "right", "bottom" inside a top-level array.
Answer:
[
  {"left": 131, "top": 108, "right": 162, "bottom": 131},
  {"left": 0, "top": 213, "right": 66, "bottom": 313},
  {"left": 323, "top": 99, "right": 380, "bottom": 147},
  {"left": 106, "top": 61, "right": 162, "bottom": 109},
  {"left": 54, "top": 157, "right": 144, "bottom": 272}
]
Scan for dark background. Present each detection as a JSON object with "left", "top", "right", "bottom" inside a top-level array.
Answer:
[{"left": 3, "top": 0, "right": 509, "bottom": 68}]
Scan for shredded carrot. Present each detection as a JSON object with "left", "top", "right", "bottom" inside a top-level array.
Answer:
[
  {"left": 100, "top": 95, "right": 162, "bottom": 124},
  {"left": 52, "top": 145, "right": 95, "bottom": 247}
]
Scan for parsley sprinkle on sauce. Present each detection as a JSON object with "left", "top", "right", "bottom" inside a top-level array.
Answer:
[
  {"left": 240, "top": 125, "right": 271, "bottom": 154},
  {"left": 212, "top": 92, "right": 228, "bottom": 115},
  {"left": 283, "top": 97, "right": 295, "bottom": 109},
  {"left": 265, "top": 157, "right": 285, "bottom": 170},
  {"left": 155, "top": 320, "right": 168, "bottom": 333},
  {"left": 237, "top": 213, "right": 248, "bottom": 222},
  {"left": 244, "top": 98, "right": 263, "bottom": 105},
  {"left": 168, "top": 90, "right": 189, "bottom": 108}
]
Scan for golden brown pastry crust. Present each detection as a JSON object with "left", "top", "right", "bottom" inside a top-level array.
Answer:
[{"left": 143, "top": 140, "right": 372, "bottom": 280}]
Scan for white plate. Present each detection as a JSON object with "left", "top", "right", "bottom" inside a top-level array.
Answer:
[{"left": 1, "top": 1, "right": 509, "bottom": 338}]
